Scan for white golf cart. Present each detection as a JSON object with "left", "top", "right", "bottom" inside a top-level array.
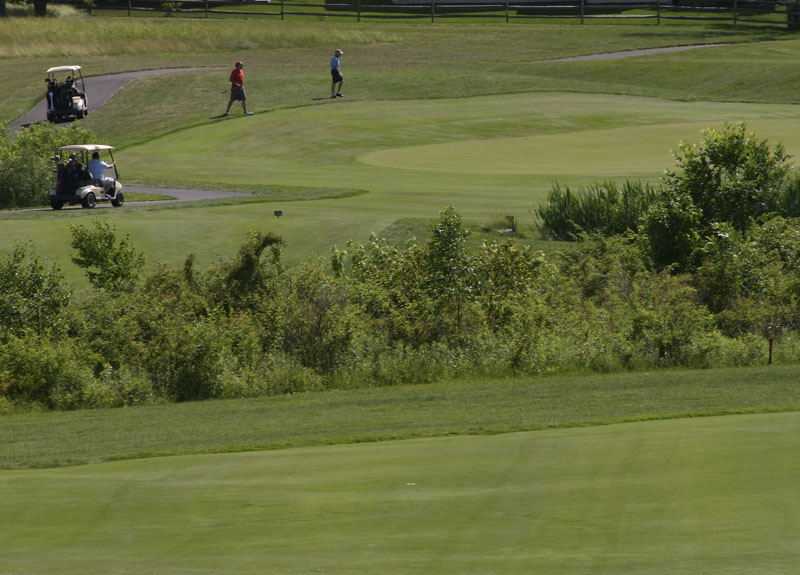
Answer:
[
  {"left": 50, "top": 144, "right": 124, "bottom": 210},
  {"left": 45, "top": 65, "right": 88, "bottom": 123}
]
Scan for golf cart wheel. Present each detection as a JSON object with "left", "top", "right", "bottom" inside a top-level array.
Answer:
[
  {"left": 81, "top": 192, "right": 96, "bottom": 209},
  {"left": 46, "top": 111, "right": 55, "bottom": 123},
  {"left": 111, "top": 192, "right": 124, "bottom": 207},
  {"left": 50, "top": 200, "right": 63, "bottom": 210}
]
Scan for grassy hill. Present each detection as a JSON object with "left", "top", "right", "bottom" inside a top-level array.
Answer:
[{"left": 2, "top": 365, "right": 800, "bottom": 573}]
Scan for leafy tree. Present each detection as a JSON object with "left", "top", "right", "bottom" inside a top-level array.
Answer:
[
  {"left": 692, "top": 222, "right": 776, "bottom": 314},
  {"left": 665, "top": 122, "right": 792, "bottom": 232},
  {"left": 639, "top": 187, "right": 703, "bottom": 272},
  {"left": 70, "top": 220, "right": 145, "bottom": 291},
  {"left": 421, "top": 206, "right": 473, "bottom": 336},
  {"left": 0, "top": 242, "right": 71, "bottom": 339}
]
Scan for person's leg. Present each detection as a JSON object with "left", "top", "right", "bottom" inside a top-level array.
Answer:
[
  {"left": 225, "top": 97, "right": 234, "bottom": 114},
  {"left": 335, "top": 78, "right": 343, "bottom": 97}
]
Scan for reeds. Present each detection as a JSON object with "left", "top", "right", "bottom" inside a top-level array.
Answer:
[{"left": 535, "top": 180, "right": 663, "bottom": 241}]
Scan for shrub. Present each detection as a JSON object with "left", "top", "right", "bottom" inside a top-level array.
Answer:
[
  {"left": 0, "top": 242, "right": 71, "bottom": 339},
  {"left": 0, "top": 333, "right": 94, "bottom": 410},
  {"left": 535, "top": 180, "right": 661, "bottom": 241},
  {"left": 638, "top": 187, "right": 702, "bottom": 272}
]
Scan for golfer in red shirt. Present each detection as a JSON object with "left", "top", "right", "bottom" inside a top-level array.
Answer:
[{"left": 224, "top": 61, "right": 253, "bottom": 116}]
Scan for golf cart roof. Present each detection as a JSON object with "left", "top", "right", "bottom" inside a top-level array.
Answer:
[
  {"left": 47, "top": 65, "right": 83, "bottom": 74},
  {"left": 59, "top": 144, "right": 115, "bottom": 152}
]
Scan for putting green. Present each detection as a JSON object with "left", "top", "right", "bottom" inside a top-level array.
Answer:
[
  {"left": 359, "top": 119, "right": 800, "bottom": 175},
  {"left": 122, "top": 93, "right": 800, "bottom": 192}
]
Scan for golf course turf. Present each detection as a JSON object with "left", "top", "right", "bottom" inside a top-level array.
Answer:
[
  {"left": 3, "top": 16, "right": 800, "bottom": 574},
  {"left": 3, "top": 412, "right": 800, "bottom": 574}
]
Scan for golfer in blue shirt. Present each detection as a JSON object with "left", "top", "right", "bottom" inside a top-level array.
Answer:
[{"left": 331, "top": 49, "right": 343, "bottom": 99}]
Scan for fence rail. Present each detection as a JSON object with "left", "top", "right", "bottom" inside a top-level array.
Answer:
[{"left": 65, "top": 0, "right": 799, "bottom": 27}]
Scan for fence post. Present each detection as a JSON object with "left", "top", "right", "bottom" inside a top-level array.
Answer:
[
  {"left": 580, "top": 0, "right": 584, "bottom": 23},
  {"left": 431, "top": 0, "right": 435, "bottom": 22},
  {"left": 656, "top": 0, "right": 660, "bottom": 24},
  {"left": 505, "top": 0, "right": 509, "bottom": 22},
  {"left": 205, "top": 0, "right": 208, "bottom": 18},
  {"left": 733, "top": 0, "right": 737, "bottom": 26},
  {"left": 281, "top": 0, "right": 284, "bottom": 19},
  {"left": 128, "top": 0, "right": 131, "bottom": 16},
  {"left": 789, "top": 1, "right": 800, "bottom": 30},
  {"left": 357, "top": 0, "right": 361, "bottom": 21}
]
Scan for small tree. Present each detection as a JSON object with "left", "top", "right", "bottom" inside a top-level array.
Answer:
[
  {"left": 70, "top": 221, "right": 145, "bottom": 291},
  {"left": 665, "top": 122, "right": 792, "bottom": 232},
  {"left": 0, "top": 242, "right": 71, "bottom": 338},
  {"left": 421, "top": 206, "right": 473, "bottom": 337}
]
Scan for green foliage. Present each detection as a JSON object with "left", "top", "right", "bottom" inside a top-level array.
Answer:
[
  {"left": 281, "top": 262, "right": 362, "bottom": 374},
  {"left": 536, "top": 181, "right": 662, "bottom": 241},
  {"left": 778, "top": 174, "right": 800, "bottom": 218},
  {"left": 215, "top": 230, "right": 285, "bottom": 311},
  {"left": 160, "top": 1, "right": 183, "bottom": 16},
  {"left": 4, "top": 205, "right": 800, "bottom": 411},
  {"left": 629, "top": 272, "right": 713, "bottom": 367},
  {"left": 0, "top": 333, "right": 94, "bottom": 410},
  {"left": 0, "top": 242, "right": 70, "bottom": 339},
  {"left": 70, "top": 220, "right": 145, "bottom": 291},
  {"left": 693, "top": 223, "right": 774, "bottom": 314},
  {"left": 638, "top": 187, "right": 703, "bottom": 272},
  {"left": 665, "top": 121, "right": 792, "bottom": 232},
  {"left": 0, "top": 123, "right": 96, "bottom": 208}
]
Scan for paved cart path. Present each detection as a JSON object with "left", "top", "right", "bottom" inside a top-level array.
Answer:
[
  {"left": 9, "top": 67, "right": 209, "bottom": 133},
  {"left": 543, "top": 43, "right": 725, "bottom": 63}
]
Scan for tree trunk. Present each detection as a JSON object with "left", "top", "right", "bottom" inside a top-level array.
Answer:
[{"left": 33, "top": 0, "right": 48, "bottom": 16}]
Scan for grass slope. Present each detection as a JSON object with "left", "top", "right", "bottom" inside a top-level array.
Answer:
[
  {"left": 2, "top": 412, "right": 800, "bottom": 574},
  {"left": 3, "top": 365, "right": 800, "bottom": 470}
]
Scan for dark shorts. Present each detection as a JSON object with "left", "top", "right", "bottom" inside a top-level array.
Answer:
[
  {"left": 331, "top": 69, "right": 343, "bottom": 83},
  {"left": 230, "top": 85, "right": 246, "bottom": 101}
]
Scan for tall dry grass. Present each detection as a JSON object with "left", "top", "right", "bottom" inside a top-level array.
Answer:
[{"left": 0, "top": 15, "right": 396, "bottom": 57}]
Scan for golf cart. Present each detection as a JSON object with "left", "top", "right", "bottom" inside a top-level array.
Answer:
[
  {"left": 50, "top": 145, "right": 124, "bottom": 210},
  {"left": 45, "top": 65, "right": 88, "bottom": 123}
]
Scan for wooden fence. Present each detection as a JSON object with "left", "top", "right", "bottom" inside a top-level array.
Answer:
[{"left": 68, "top": 0, "right": 799, "bottom": 27}]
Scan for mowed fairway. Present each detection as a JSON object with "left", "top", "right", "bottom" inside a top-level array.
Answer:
[
  {"left": 5, "top": 92, "right": 799, "bottom": 282},
  {"left": 3, "top": 412, "right": 800, "bottom": 574}
]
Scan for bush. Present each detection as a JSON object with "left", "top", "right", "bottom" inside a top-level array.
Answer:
[
  {"left": 639, "top": 187, "right": 702, "bottom": 272},
  {"left": 0, "top": 242, "right": 70, "bottom": 339},
  {"left": 535, "top": 180, "right": 661, "bottom": 241},
  {"left": 0, "top": 333, "right": 95, "bottom": 410}
]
